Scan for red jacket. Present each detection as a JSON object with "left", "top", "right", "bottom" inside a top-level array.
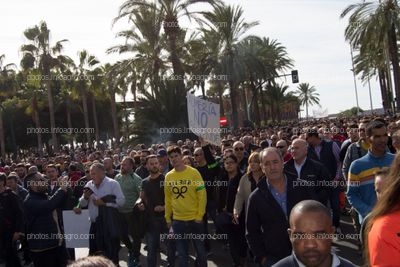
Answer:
[{"left": 368, "top": 210, "right": 400, "bottom": 266}]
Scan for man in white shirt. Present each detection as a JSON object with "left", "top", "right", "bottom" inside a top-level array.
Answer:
[{"left": 78, "top": 163, "right": 125, "bottom": 264}]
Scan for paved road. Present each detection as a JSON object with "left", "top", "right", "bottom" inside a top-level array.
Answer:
[
  {"left": 1, "top": 214, "right": 363, "bottom": 267},
  {"left": 76, "top": 213, "right": 363, "bottom": 267}
]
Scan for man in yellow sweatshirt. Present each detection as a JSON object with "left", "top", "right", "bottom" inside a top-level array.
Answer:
[{"left": 164, "top": 145, "right": 207, "bottom": 267}]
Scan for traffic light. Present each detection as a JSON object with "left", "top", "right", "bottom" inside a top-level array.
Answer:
[{"left": 291, "top": 70, "right": 299, "bottom": 83}]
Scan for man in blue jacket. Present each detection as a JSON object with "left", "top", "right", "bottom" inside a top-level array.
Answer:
[{"left": 347, "top": 120, "right": 395, "bottom": 223}]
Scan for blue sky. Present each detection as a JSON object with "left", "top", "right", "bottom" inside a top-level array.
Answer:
[{"left": 0, "top": 0, "right": 381, "bottom": 116}]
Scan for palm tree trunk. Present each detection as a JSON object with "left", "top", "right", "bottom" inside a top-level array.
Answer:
[
  {"left": 241, "top": 85, "right": 249, "bottom": 122},
  {"left": 200, "top": 81, "right": 206, "bottom": 99},
  {"left": 45, "top": 72, "right": 59, "bottom": 153},
  {"left": 229, "top": 80, "right": 239, "bottom": 128},
  {"left": 91, "top": 94, "right": 100, "bottom": 147},
  {"left": 66, "top": 96, "right": 74, "bottom": 149},
  {"left": 260, "top": 86, "right": 267, "bottom": 124},
  {"left": 123, "top": 94, "right": 129, "bottom": 142},
  {"left": 165, "top": 21, "right": 185, "bottom": 91},
  {"left": 388, "top": 23, "right": 400, "bottom": 111},
  {"left": 109, "top": 86, "right": 120, "bottom": 145},
  {"left": 250, "top": 80, "right": 261, "bottom": 126},
  {"left": 217, "top": 81, "right": 225, "bottom": 116},
  {"left": 82, "top": 91, "right": 92, "bottom": 148},
  {"left": 0, "top": 110, "right": 6, "bottom": 159},
  {"left": 306, "top": 102, "right": 309, "bottom": 120},
  {"left": 379, "top": 69, "right": 390, "bottom": 111},
  {"left": 32, "top": 95, "right": 43, "bottom": 156}
]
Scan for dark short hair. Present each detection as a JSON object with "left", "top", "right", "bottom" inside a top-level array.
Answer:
[
  {"left": 145, "top": 155, "right": 158, "bottom": 164},
  {"left": 289, "top": 200, "right": 331, "bottom": 227},
  {"left": 223, "top": 154, "right": 238, "bottom": 163},
  {"left": 305, "top": 129, "right": 319, "bottom": 139},
  {"left": 260, "top": 140, "right": 269, "bottom": 149},
  {"left": 46, "top": 164, "right": 58, "bottom": 172},
  {"left": 0, "top": 172, "right": 6, "bottom": 186},
  {"left": 366, "top": 120, "right": 386, "bottom": 137},
  {"left": 167, "top": 146, "right": 181, "bottom": 156},
  {"left": 122, "top": 157, "right": 135, "bottom": 167}
]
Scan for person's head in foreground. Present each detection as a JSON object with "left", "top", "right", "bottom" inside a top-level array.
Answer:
[
  {"left": 67, "top": 256, "right": 116, "bottom": 267},
  {"left": 364, "top": 152, "right": 400, "bottom": 267},
  {"left": 288, "top": 200, "right": 334, "bottom": 267},
  {"left": 273, "top": 200, "right": 354, "bottom": 267}
]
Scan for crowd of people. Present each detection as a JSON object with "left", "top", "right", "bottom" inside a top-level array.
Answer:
[{"left": 1, "top": 116, "right": 400, "bottom": 267}]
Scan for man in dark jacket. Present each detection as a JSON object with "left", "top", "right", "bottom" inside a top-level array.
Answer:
[
  {"left": 306, "top": 130, "right": 342, "bottom": 233},
  {"left": 195, "top": 138, "right": 220, "bottom": 252},
  {"left": 284, "top": 139, "right": 331, "bottom": 205},
  {"left": 272, "top": 200, "right": 355, "bottom": 267},
  {"left": 24, "top": 172, "right": 69, "bottom": 267},
  {"left": 0, "top": 172, "right": 24, "bottom": 267},
  {"left": 246, "top": 147, "right": 315, "bottom": 267}
]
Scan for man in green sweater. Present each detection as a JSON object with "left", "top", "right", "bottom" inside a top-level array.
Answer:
[{"left": 115, "top": 157, "right": 142, "bottom": 267}]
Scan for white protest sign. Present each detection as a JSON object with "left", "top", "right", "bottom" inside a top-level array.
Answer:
[
  {"left": 187, "top": 92, "right": 221, "bottom": 145},
  {"left": 62, "top": 210, "right": 91, "bottom": 248}
]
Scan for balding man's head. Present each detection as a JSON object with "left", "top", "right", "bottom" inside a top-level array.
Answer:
[
  {"left": 233, "top": 141, "right": 245, "bottom": 161},
  {"left": 291, "top": 138, "right": 308, "bottom": 163},
  {"left": 276, "top": 140, "right": 288, "bottom": 156},
  {"left": 289, "top": 200, "right": 331, "bottom": 227},
  {"left": 288, "top": 200, "right": 334, "bottom": 267}
]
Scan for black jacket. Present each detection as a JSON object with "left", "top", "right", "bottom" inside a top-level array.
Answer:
[
  {"left": 284, "top": 157, "right": 331, "bottom": 205},
  {"left": 196, "top": 144, "right": 220, "bottom": 202},
  {"left": 308, "top": 140, "right": 337, "bottom": 179},
  {"left": 24, "top": 189, "right": 66, "bottom": 251},
  {"left": 246, "top": 175, "right": 315, "bottom": 263},
  {"left": 0, "top": 189, "right": 24, "bottom": 235},
  {"left": 272, "top": 253, "right": 355, "bottom": 267}
]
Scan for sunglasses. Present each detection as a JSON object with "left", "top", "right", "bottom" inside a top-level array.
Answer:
[
  {"left": 234, "top": 147, "right": 244, "bottom": 151},
  {"left": 193, "top": 154, "right": 202, "bottom": 157},
  {"left": 276, "top": 146, "right": 285, "bottom": 149}
]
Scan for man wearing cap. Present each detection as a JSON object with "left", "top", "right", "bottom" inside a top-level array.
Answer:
[{"left": 157, "top": 149, "right": 172, "bottom": 176}]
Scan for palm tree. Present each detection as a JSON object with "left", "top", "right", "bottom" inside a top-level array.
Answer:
[
  {"left": 0, "top": 55, "right": 17, "bottom": 158},
  {"left": 101, "top": 63, "right": 121, "bottom": 146},
  {"left": 21, "top": 21, "right": 70, "bottom": 153},
  {"left": 76, "top": 50, "right": 99, "bottom": 147},
  {"left": 236, "top": 36, "right": 293, "bottom": 125},
  {"left": 296, "top": 82, "right": 320, "bottom": 119},
  {"left": 108, "top": 4, "right": 166, "bottom": 94},
  {"left": 133, "top": 79, "right": 187, "bottom": 143},
  {"left": 17, "top": 69, "right": 45, "bottom": 156},
  {"left": 203, "top": 4, "right": 259, "bottom": 128},
  {"left": 115, "top": 0, "right": 219, "bottom": 92},
  {"left": 341, "top": 1, "right": 400, "bottom": 111}
]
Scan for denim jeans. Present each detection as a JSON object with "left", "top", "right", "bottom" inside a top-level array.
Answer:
[
  {"left": 215, "top": 212, "right": 247, "bottom": 266},
  {"left": 172, "top": 220, "right": 207, "bottom": 267},
  {"left": 146, "top": 217, "right": 167, "bottom": 267}
]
